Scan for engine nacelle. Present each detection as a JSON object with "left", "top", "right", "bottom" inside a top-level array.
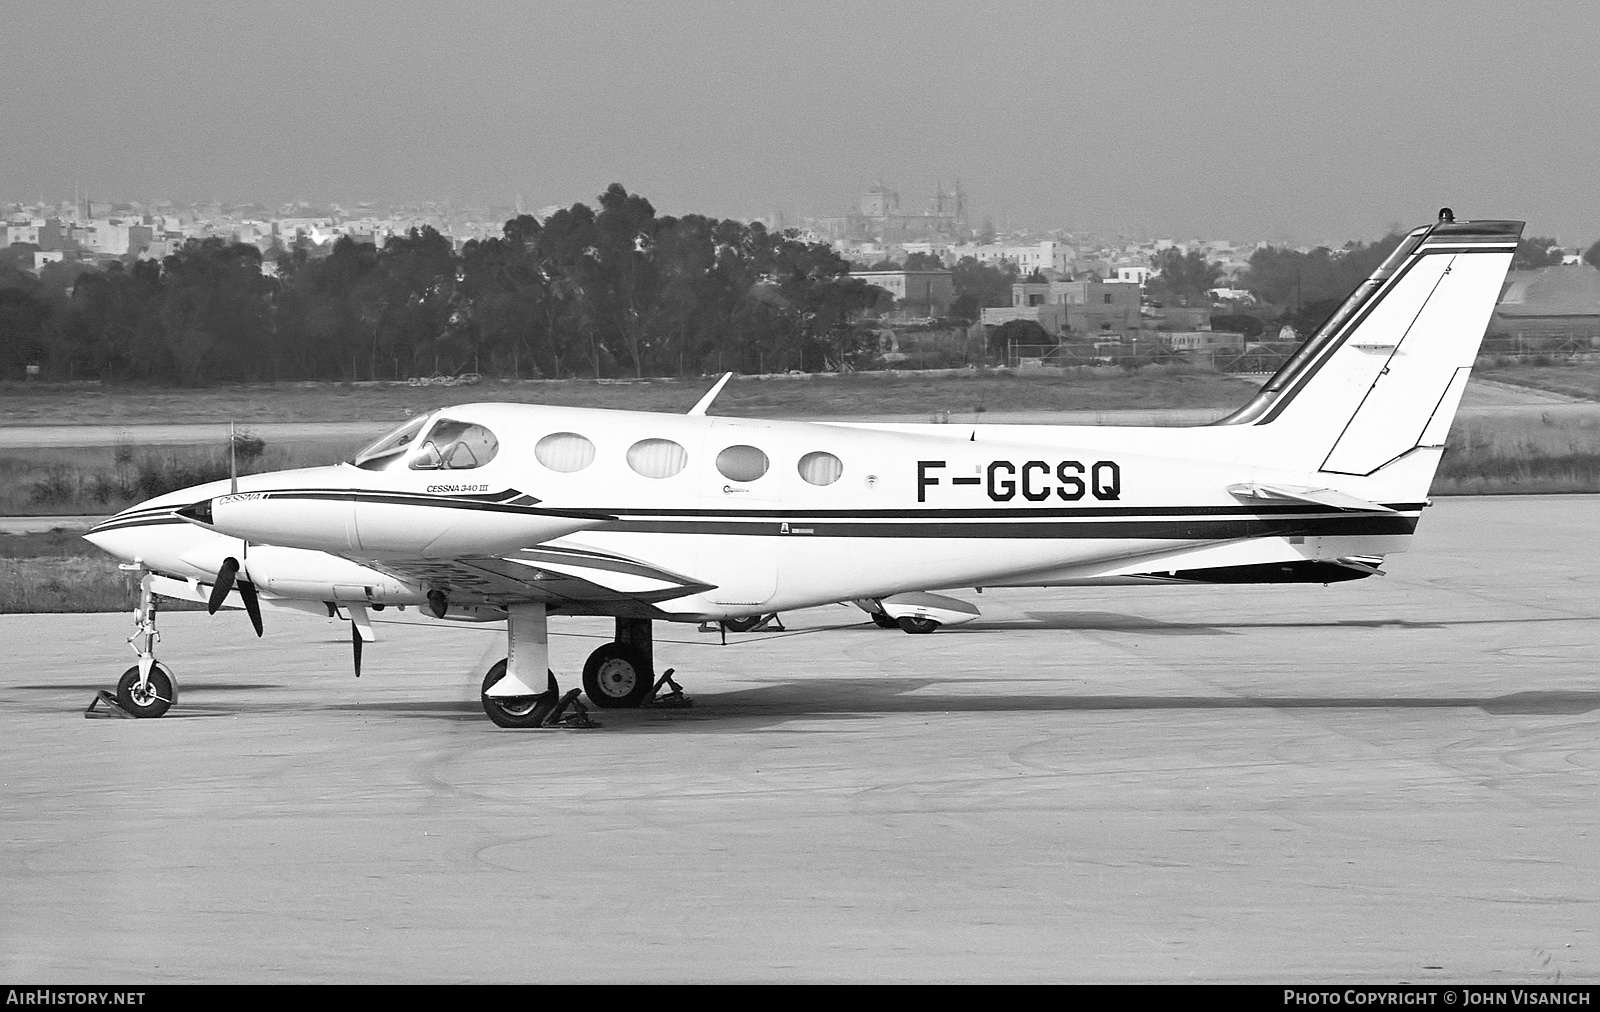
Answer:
[{"left": 180, "top": 489, "right": 610, "bottom": 558}]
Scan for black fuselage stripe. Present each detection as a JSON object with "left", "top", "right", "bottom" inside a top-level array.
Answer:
[
  {"left": 92, "top": 509, "right": 1416, "bottom": 542},
  {"left": 606, "top": 503, "right": 1424, "bottom": 519},
  {"left": 599, "top": 516, "right": 1418, "bottom": 539},
  {"left": 203, "top": 488, "right": 1428, "bottom": 521}
]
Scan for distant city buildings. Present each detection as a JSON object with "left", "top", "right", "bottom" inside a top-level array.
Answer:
[
  {"left": 0, "top": 193, "right": 523, "bottom": 275},
  {"left": 817, "top": 180, "right": 968, "bottom": 248},
  {"left": 7, "top": 184, "right": 1595, "bottom": 367},
  {"left": 981, "top": 277, "right": 1142, "bottom": 342},
  {"left": 849, "top": 269, "right": 955, "bottom": 317}
]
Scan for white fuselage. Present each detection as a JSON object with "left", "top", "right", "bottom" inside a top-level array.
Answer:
[{"left": 86, "top": 402, "right": 1424, "bottom": 622}]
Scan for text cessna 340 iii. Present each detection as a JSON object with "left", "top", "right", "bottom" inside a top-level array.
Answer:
[{"left": 85, "top": 211, "right": 1521, "bottom": 728}]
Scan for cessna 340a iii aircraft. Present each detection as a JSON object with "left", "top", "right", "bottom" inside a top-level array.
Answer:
[{"left": 85, "top": 212, "right": 1521, "bottom": 727}]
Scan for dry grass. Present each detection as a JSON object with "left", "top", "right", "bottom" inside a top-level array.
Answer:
[
  {"left": 1434, "top": 410, "right": 1600, "bottom": 493},
  {"left": 3, "top": 361, "right": 1594, "bottom": 428},
  {"left": 0, "top": 368, "right": 1260, "bottom": 426},
  {"left": 1477, "top": 362, "right": 1600, "bottom": 402},
  {"left": 0, "top": 443, "right": 307, "bottom": 516},
  {"left": 0, "top": 556, "right": 134, "bottom": 613}
]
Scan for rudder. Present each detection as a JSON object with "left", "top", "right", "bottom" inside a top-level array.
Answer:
[{"left": 1223, "top": 215, "right": 1522, "bottom": 483}]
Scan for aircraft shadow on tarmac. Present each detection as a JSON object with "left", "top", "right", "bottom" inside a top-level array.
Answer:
[
  {"left": 16, "top": 681, "right": 1596, "bottom": 725},
  {"left": 295, "top": 682, "right": 1600, "bottom": 729},
  {"left": 936, "top": 611, "right": 1600, "bottom": 635}
]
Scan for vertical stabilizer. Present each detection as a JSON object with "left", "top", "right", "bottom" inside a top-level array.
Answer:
[{"left": 1222, "top": 216, "right": 1522, "bottom": 488}]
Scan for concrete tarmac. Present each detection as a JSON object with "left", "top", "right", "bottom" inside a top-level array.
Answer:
[{"left": 2, "top": 495, "right": 1596, "bottom": 983}]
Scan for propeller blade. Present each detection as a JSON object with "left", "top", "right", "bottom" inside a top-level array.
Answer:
[
  {"left": 238, "top": 579, "right": 264, "bottom": 637},
  {"left": 351, "top": 622, "right": 363, "bottom": 678},
  {"left": 208, "top": 557, "right": 240, "bottom": 614}
]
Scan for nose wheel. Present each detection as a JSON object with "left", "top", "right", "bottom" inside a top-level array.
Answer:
[{"left": 116, "top": 663, "right": 175, "bottom": 718}]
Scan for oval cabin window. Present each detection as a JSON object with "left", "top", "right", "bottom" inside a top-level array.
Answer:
[
  {"left": 534, "top": 432, "right": 596, "bottom": 473},
  {"left": 716, "top": 444, "right": 769, "bottom": 482},
  {"left": 626, "top": 438, "right": 688, "bottom": 479},
  {"left": 797, "top": 451, "right": 843, "bottom": 486}
]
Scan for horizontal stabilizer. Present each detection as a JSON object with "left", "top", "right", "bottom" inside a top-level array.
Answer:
[{"left": 1227, "top": 482, "right": 1396, "bottom": 514}]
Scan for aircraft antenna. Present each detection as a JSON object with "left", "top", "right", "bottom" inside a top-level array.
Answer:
[{"left": 688, "top": 373, "right": 733, "bottom": 416}]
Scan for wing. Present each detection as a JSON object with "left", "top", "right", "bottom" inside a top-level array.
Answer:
[{"left": 360, "top": 542, "right": 715, "bottom": 613}]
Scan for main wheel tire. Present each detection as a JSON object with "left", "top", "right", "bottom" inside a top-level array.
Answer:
[
  {"left": 116, "top": 664, "right": 175, "bottom": 718},
  {"left": 582, "top": 643, "right": 653, "bottom": 709},
  {"left": 480, "top": 660, "right": 558, "bottom": 728},
  {"left": 870, "top": 612, "right": 899, "bottom": 629},
  {"left": 897, "top": 616, "right": 941, "bottom": 634},
  {"left": 722, "top": 616, "right": 761, "bottom": 633}
]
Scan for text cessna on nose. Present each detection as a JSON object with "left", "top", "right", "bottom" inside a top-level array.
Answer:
[{"left": 918, "top": 459, "right": 1123, "bottom": 503}]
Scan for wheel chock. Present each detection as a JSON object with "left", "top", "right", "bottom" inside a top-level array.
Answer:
[
  {"left": 644, "top": 668, "right": 693, "bottom": 708},
  {"left": 85, "top": 690, "right": 135, "bottom": 719},
  {"left": 540, "top": 688, "right": 599, "bottom": 729}
]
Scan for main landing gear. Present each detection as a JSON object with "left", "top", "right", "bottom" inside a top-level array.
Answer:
[
  {"left": 478, "top": 608, "right": 689, "bottom": 729},
  {"left": 87, "top": 570, "right": 177, "bottom": 719},
  {"left": 866, "top": 608, "right": 940, "bottom": 634}
]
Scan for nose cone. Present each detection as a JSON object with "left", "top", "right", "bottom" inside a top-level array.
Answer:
[
  {"left": 83, "top": 513, "right": 145, "bottom": 563},
  {"left": 84, "top": 491, "right": 222, "bottom": 569}
]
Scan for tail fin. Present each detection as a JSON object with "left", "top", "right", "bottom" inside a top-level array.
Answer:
[{"left": 1223, "top": 215, "right": 1522, "bottom": 484}]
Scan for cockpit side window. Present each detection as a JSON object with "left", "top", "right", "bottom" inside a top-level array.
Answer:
[
  {"left": 409, "top": 419, "right": 499, "bottom": 471},
  {"left": 351, "top": 415, "right": 430, "bottom": 470}
]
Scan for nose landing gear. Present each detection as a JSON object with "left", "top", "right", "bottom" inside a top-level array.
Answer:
[{"left": 87, "top": 569, "right": 177, "bottom": 719}]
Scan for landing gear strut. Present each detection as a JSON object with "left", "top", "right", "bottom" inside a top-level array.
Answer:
[
  {"left": 478, "top": 609, "right": 688, "bottom": 728},
  {"left": 88, "top": 570, "right": 177, "bottom": 718},
  {"left": 479, "top": 602, "right": 596, "bottom": 729}
]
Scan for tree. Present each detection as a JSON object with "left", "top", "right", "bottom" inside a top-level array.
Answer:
[
  {"left": 903, "top": 252, "right": 944, "bottom": 271},
  {"left": 591, "top": 183, "right": 660, "bottom": 378},
  {"left": 949, "top": 256, "right": 1016, "bottom": 310},
  {"left": 1512, "top": 236, "right": 1564, "bottom": 270},
  {"left": 5, "top": 184, "right": 947, "bottom": 383},
  {"left": 0, "top": 261, "right": 55, "bottom": 378},
  {"left": 1241, "top": 232, "right": 1407, "bottom": 309},
  {"left": 157, "top": 238, "right": 274, "bottom": 382},
  {"left": 1, "top": 242, "right": 40, "bottom": 273},
  {"left": 1147, "top": 248, "right": 1222, "bottom": 306}
]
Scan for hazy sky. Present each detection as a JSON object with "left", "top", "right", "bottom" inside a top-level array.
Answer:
[{"left": 3, "top": 0, "right": 1597, "bottom": 245}]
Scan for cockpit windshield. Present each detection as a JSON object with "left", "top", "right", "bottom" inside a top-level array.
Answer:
[
  {"left": 351, "top": 415, "right": 431, "bottom": 470},
  {"left": 407, "top": 418, "right": 499, "bottom": 470}
]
